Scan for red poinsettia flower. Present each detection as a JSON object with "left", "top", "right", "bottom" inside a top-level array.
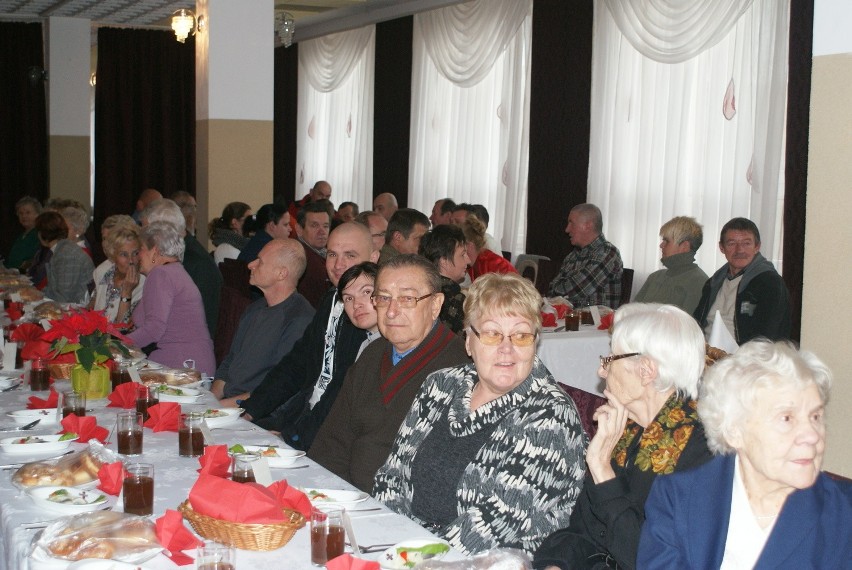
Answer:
[{"left": 41, "top": 309, "right": 131, "bottom": 372}]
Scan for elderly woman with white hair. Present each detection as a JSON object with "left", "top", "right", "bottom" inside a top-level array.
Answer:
[
  {"left": 638, "top": 340, "right": 851, "bottom": 569},
  {"left": 535, "top": 303, "right": 713, "bottom": 570},
  {"left": 126, "top": 221, "right": 215, "bottom": 375}
]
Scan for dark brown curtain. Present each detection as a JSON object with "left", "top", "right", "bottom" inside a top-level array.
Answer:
[
  {"left": 273, "top": 43, "right": 299, "bottom": 207},
  {"left": 527, "top": 0, "right": 594, "bottom": 290},
  {"left": 782, "top": 0, "right": 813, "bottom": 342},
  {"left": 0, "top": 22, "right": 48, "bottom": 259},
  {"left": 374, "top": 16, "right": 413, "bottom": 206},
  {"left": 93, "top": 28, "right": 195, "bottom": 227}
]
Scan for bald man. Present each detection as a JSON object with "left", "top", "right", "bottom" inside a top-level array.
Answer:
[
  {"left": 231, "top": 223, "right": 380, "bottom": 451},
  {"left": 133, "top": 188, "right": 162, "bottom": 224},
  {"left": 373, "top": 193, "right": 398, "bottom": 221}
]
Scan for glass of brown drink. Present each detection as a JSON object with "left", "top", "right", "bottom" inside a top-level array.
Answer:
[
  {"left": 179, "top": 412, "right": 206, "bottom": 457},
  {"left": 231, "top": 452, "right": 260, "bottom": 483},
  {"left": 122, "top": 463, "right": 154, "bottom": 516},
  {"left": 310, "top": 506, "right": 345, "bottom": 566},
  {"left": 29, "top": 357, "right": 50, "bottom": 391},
  {"left": 60, "top": 390, "right": 86, "bottom": 418},
  {"left": 111, "top": 362, "right": 132, "bottom": 390},
  {"left": 135, "top": 384, "right": 158, "bottom": 422},
  {"left": 117, "top": 410, "right": 144, "bottom": 456},
  {"left": 195, "top": 540, "right": 235, "bottom": 570}
]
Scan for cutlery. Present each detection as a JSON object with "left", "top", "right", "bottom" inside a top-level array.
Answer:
[
  {"left": 347, "top": 507, "right": 382, "bottom": 513},
  {"left": 553, "top": 326, "right": 566, "bottom": 332},
  {"left": 1, "top": 382, "right": 22, "bottom": 392},
  {"left": 0, "top": 419, "right": 41, "bottom": 433}
]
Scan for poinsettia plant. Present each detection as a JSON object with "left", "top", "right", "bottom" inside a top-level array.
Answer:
[{"left": 41, "top": 309, "right": 131, "bottom": 372}]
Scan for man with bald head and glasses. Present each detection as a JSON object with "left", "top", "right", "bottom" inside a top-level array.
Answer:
[{"left": 309, "top": 254, "right": 469, "bottom": 492}]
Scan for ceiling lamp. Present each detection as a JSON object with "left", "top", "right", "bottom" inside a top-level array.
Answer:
[
  {"left": 275, "top": 11, "right": 295, "bottom": 48},
  {"left": 171, "top": 9, "right": 196, "bottom": 43}
]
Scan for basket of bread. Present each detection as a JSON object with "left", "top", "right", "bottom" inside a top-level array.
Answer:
[
  {"left": 13, "top": 441, "right": 118, "bottom": 489},
  {"left": 178, "top": 500, "right": 304, "bottom": 551},
  {"left": 140, "top": 367, "right": 202, "bottom": 387}
]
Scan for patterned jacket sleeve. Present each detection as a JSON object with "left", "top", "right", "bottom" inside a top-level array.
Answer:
[
  {"left": 442, "top": 397, "right": 586, "bottom": 555},
  {"left": 549, "top": 243, "right": 621, "bottom": 301}
]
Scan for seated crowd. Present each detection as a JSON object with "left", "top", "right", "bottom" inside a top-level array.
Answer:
[{"left": 2, "top": 181, "right": 847, "bottom": 566}]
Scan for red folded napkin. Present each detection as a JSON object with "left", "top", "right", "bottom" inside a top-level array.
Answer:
[
  {"left": 197, "top": 445, "right": 231, "bottom": 478},
  {"left": 143, "top": 402, "right": 180, "bottom": 432},
  {"left": 155, "top": 509, "right": 202, "bottom": 566},
  {"left": 97, "top": 461, "right": 129, "bottom": 495},
  {"left": 267, "top": 480, "right": 312, "bottom": 519},
  {"left": 541, "top": 312, "right": 557, "bottom": 328},
  {"left": 10, "top": 323, "right": 48, "bottom": 361},
  {"left": 107, "top": 382, "right": 138, "bottom": 408},
  {"left": 189, "top": 474, "right": 290, "bottom": 524},
  {"left": 6, "top": 304, "right": 23, "bottom": 322},
  {"left": 59, "top": 414, "right": 109, "bottom": 443},
  {"left": 327, "top": 554, "right": 380, "bottom": 570},
  {"left": 598, "top": 312, "right": 614, "bottom": 331},
  {"left": 27, "top": 388, "right": 59, "bottom": 409}
]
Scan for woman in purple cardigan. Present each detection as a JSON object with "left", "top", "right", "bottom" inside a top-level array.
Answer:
[{"left": 127, "top": 221, "right": 215, "bottom": 375}]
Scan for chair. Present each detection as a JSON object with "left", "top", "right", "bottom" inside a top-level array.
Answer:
[
  {"left": 214, "top": 259, "right": 253, "bottom": 366},
  {"left": 558, "top": 382, "right": 606, "bottom": 439},
  {"left": 619, "top": 268, "right": 634, "bottom": 307},
  {"left": 219, "top": 258, "right": 252, "bottom": 297},
  {"left": 514, "top": 254, "right": 551, "bottom": 289}
]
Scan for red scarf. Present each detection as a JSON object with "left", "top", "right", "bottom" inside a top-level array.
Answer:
[{"left": 379, "top": 322, "right": 456, "bottom": 405}]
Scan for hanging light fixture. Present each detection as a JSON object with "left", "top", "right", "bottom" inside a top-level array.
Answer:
[
  {"left": 274, "top": 11, "right": 295, "bottom": 48},
  {"left": 171, "top": 8, "right": 196, "bottom": 43}
]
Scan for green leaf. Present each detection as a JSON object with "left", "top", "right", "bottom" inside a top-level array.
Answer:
[
  {"left": 228, "top": 444, "right": 246, "bottom": 454},
  {"left": 398, "top": 543, "right": 450, "bottom": 556},
  {"left": 59, "top": 432, "right": 78, "bottom": 441}
]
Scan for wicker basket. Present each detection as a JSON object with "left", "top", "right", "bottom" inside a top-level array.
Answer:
[
  {"left": 178, "top": 501, "right": 305, "bottom": 551},
  {"left": 48, "top": 362, "right": 75, "bottom": 380}
]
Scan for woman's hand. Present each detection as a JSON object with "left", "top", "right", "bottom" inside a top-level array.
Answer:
[
  {"left": 586, "top": 388, "right": 629, "bottom": 484},
  {"left": 122, "top": 264, "right": 140, "bottom": 296}
]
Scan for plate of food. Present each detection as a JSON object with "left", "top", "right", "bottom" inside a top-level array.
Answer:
[
  {"left": 7, "top": 408, "right": 60, "bottom": 426},
  {"left": 153, "top": 384, "right": 202, "bottom": 403},
  {"left": 201, "top": 408, "right": 242, "bottom": 428},
  {"left": 302, "top": 488, "right": 369, "bottom": 506},
  {"left": 0, "top": 434, "right": 78, "bottom": 455},
  {"left": 378, "top": 538, "right": 451, "bottom": 569},
  {"left": 137, "top": 360, "right": 163, "bottom": 371},
  {"left": 0, "top": 374, "right": 23, "bottom": 389},
  {"left": 237, "top": 445, "right": 306, "bottom": 468},
  {"left": 28, "top": 486, "right": 116, "bottom": 515}
]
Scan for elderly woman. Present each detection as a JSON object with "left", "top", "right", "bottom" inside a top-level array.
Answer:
[
  {"left": 35, "top": 211, "right": 94, "bottom": 304},
  {"left": 126, "top": 221, "right": 215, "bottom": 375},
  {"left": 374, "top": 272, "right": 586, "bottom": 555},
  {"left": 638, "top": 340, "right": 851, "bottom": 568},
  {"left": 89, "top": 225, "right": 145, "bottom": 326},
  {"left": 60, "top": 206, "right": 92, "bottom": 257},
  {"left": 7, "top": 196, "right": 42, "bottom": 271},
  {"left": 209, "top": 201, "right": 252, "bottom": 264},
  {"left": 535, "top": 303, "right": 712, "bottom": 570},
  {"left": 461, "top": 215, "right": 516, "bottom": 281}
]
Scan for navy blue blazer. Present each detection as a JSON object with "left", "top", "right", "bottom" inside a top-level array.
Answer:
[{"left": 638, "top": 454, "right": 852, "bottom": 569}]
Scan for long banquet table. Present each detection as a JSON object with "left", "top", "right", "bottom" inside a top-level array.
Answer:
[
  {"left": 0, "top": 379, "right": 459, "bottom": 570},
  {"left": 537, "top": 326, "right": 611, "bottom": 396}
]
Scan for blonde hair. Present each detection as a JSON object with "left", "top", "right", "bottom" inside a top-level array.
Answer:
[
  {"left": 464, "top": 273, "right": 542, "bottom": 334},
  {"left": 460, "top": 215, "right": 487, "bottom": 251},
  {"left": 104, "top": 225, "right": 141, "bottom": 260},
  {"left": 660, "top": 216, "right": 703, "bottom": 252}
]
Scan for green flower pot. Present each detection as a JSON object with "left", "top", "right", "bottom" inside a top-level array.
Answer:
[{"left": 70, "top": 364, "right": 111, "bottom": 399}]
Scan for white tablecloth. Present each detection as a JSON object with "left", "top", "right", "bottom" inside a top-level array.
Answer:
[
  {"left": 0, "top": 380, "right": 458, "bottom": 570},
  {"left": 537, "top": 327, "right": 611, "bottom": 396}
]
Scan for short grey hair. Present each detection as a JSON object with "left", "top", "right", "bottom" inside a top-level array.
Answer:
[
  {"left": 699, "top": 340, "right": 832, "bottom": 455},
  {"left": 610, "top": 303, "right": 705, "bottom": 399},
  {"left": 141, "top": 199, "right": 186, "bottom": 235},
  {"left": 140, "top": 221, "right": 185, "bottom": 261},
  {"left": 16, "top": 196, "right": 42, "bottom": 213},
  {"left": 571, "top": 203, "right": 603, "bottom": 234},
  {"left": 378, "top": 254, "right": 441, "bottom": 294},
  {"left": 61, "top": 206, "right": 90, "bottom": 236}
]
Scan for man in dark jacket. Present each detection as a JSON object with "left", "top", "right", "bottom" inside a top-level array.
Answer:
[
  {"left": 231, "top": 223, "right": 379, "bottom": 450},
  {"left": 693, "top": 217, "right": 791, "bottom": 344}
]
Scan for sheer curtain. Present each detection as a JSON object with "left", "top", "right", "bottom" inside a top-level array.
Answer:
[
  {"left": 296, "top": 26, "right": 375, "bottom": 210},
  {"left": 409, "top": 0, "right": 532, "bottom": 256},
  {"left": 588, "top": 0, "right": 789, "bottom": 292}
]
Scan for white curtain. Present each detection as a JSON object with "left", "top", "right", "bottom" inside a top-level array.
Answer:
[
  {"left": 296, "top": 26, "right": 375, "bottom": 210},
  {"left": 589, "top": 0, "right": 789, "bottom": 295},
  {"left": 409, "top": 0, "right": 532, "bottom": 256}
]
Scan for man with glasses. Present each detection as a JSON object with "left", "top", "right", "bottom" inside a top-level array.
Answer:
[
  {"left": 693, "top": 217, "right": 791, "bottom": 344},
  {"left": 354, "top": 210, "right": 388, "bottom": 254},
  {"left": 309, "top": 254, "right": 470, "bottom": 492}
]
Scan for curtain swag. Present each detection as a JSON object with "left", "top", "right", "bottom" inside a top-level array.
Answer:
[
  {"left": 299, "top": 26, "right": 374, "bottom": 92},
  {"left": 603, "top": 0, "right": 754, "bottom": 63},
  {"left": 416, "top": 0, "right": 531, "bottom": 87}
]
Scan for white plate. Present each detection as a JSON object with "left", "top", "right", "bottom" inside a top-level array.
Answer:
[
  {"left": 67, "top": 560, "right": 154, "bottom": 569},
  {"left": 7, "top": 408, "right": 60, "bottom": 426},
  {"left": 27, "top": 486, "right": 116, "bottom": 515},
  {"left": 201, "top": 408, "right": 242, "bottom": 428},
  {"left": 379, "top": 538, "right": 451, "bottom": 569},
  {"left": 0, "top": 374, "right": 23, "bottom": 389},
  {"left": 153, "top": 385, "right": 202, "bottom": 403},
  {"left": 303, "top": 488, "right": 369, "bottom": 506},
  {"left": 242, "top": 445, "right": 305, "bottom": 468},
  {"left": 0, "top": 434, "right": 78, "bottom": 455}
]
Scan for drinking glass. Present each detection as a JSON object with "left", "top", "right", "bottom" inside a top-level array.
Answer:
[
  {"left": 61, "top": 390, "right": 86, "bottom": 418},
  {"left": 28, "top": 357, "right": 50, "bottom": 391},
  {"left": 310, "top": 506, "right": 345, "bottom": 566},
  {"left": 196, "top": 540, "right": 235, "bottom": 570},
  {"left": 231, "top": 452, "right": 260, "bottom": 483},
  {"left": 116, "top": 410, "right": 144, "bottom": 456},
  {"left": 135, "top": 384, "right": 158, "bottom": 422},
  {"left": 122, "top": 463, "right": 154, "bottom": 516},
  {"left": 179, "top": 412, "right": 206, "bottom": 457}
]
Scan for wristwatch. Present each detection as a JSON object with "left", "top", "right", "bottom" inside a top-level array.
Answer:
[{"left": 120, "top": 296, "right": 132, "bottom": 303}]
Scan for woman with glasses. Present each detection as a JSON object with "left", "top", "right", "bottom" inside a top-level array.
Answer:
[
  {"left": 534, "top": 303, "right": 712, "bottom": 570},
  {"left": 374, "top": 272, "right": 586, "bottom": 555}
]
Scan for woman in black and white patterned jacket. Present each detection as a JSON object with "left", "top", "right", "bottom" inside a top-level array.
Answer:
[{"left": 373, "top": 272, "right": 587, "bottom": 555}]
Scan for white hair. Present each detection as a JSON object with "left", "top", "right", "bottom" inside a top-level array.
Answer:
[
  {"left": 141, "top": 221, "right": 185, "bottom": 261},
  {"left": 141, "top": 199, "right": 186, "bottom": 235},
  {"left": 699, "top": 339, "right": 832, "bottom": 455},
  {"left": 610, "top": 303, "right": 705, "bottom": 399}
]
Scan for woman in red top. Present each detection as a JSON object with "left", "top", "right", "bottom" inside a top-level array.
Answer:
[{"left": 461, "top": 215, "right": 517, "bottom": 281}]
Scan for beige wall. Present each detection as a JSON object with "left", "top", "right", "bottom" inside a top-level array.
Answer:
[
  {"left": 48, "top": 135, "right": 90, "bottom": 207},
  {"left": 802, "top": 53, "right": 852, "bottom": 476},
  {"left": 196, "top": 119, "right": 274, "bottom": 249}
]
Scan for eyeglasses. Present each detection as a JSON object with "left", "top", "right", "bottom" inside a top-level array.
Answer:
[
  {"left": 371, "top": 231, "right": 386, "bottom": 238},
  {"left": 599, "top": 353, "right": 641, "bottom": 370},
  {"left": 371, "top": 292, "right": 435, "bottom": 309},
  {"left": 469, "top": 325, "right": 537, "bottom": 347}
]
